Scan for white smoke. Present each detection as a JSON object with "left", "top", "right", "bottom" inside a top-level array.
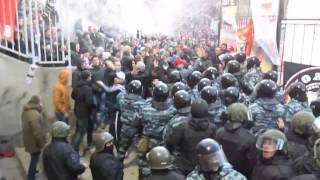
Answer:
[{"left": 56, "top": 0, "right": 220, "bottom": 36}]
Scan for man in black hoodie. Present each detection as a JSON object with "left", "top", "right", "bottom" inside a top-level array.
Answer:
[
  {"left": 166, "top": 99, "right": 216, "bottom": 176},
  {"left": 72, "top": 70, "right": 95, "bottom": 153}
]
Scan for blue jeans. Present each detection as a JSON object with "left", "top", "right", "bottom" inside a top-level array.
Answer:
[
  {"left": 72, "top": 118, "right": 93, "bottom": 152},
  {"left": 55, "top": 112, "right": 67, "bottom": 123},
  {"left": 92, "top": 93, "right": 109, "bottom": 126},
  {"left": 27, "top": 152, "right": 40, "bottom": 180}
]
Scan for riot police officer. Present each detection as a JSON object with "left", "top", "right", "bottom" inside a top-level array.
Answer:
[
  {"left": 171, "top": 82, "right": 188, "bottom": 97},
  {"left": 234, "top": 52, "right": 247, "bottom": 76},
  {"left": 286, "top": 111, "right": 315, "bottom": 160},
  {"left": 145, "top": 146, "right": 185, "bottom": 180},
  {"left": 202, "top": 67, "right": 219, "bottom": 81},
  {"left": 285, "top": 82, "right": 311, "bottom": 122},
  {"left": 251, "top": 129, "right": 294, "bottom": 180},
  {"left": 215, "top": 103, "right": 256, "bottom": 178},
  {"left": 118, "top": 80, "right": 148, "bottom": 160},
  {"left": 187, "top": 71, "right": 202, "bottom": 100},
  {"left": 243, "top": 56, "right": 263, "bottom": 87},
  {"left": 90, "top": 131, "right": 123, "bottom": 180},
  {"left": 220, "top": 73, "right": 238, "bottom": 90},
  {"left": 225, "top": 60, "right": 242, "bottom": 81},
  {"left": 291, "top": 139, "right": 320, "bottom": 180},
  {"left": 166, "top": 99, "right": 216, "bottom": 175},
  {"left": 163, "top": 90, "right": 192, "bottom": 143},
  {"left": 249, "top": 79, "right": 286, "bottom": 135},
  {"left": 197, "top": 78, "right": 212, "bottom": 92},
  {"left": 201, "top": 86, "right": 224, "bottom": 127},
  {"left": 139, "top": 82, "right": 176, "bottom": 179},
  {"left": 43, "top": 121, "right": 86, "bottom": 180},
  {"left": 187, "top": 138, "right": 247, "bottom": 180},
  {"left": 263, "top": 70, "right": 285, "bottom": 104}
]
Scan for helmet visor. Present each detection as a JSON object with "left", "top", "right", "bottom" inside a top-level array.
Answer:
[
  {"left": 256, "top": 136, "right": 285, "bottom": 151},
  {"left": 197, "top": 149, "right": 227, "bottom": 172}
]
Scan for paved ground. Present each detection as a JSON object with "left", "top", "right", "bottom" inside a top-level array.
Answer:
[
  {"left": 16, "top": 146, "right": 139, "bottom": 180},
  {"left": 0, "top": 113, "right": 139, "bottom": 180}
]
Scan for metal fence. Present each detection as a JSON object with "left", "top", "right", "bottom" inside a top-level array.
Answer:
[
  {"left": 279, "top": 19, "right": 320, "bottom": 87},
  {"left": 280, "top": 19, "right": 320, "bottom": 66},
  {"left": 0, "top": 0, "right": 71, "bottom": 66}
]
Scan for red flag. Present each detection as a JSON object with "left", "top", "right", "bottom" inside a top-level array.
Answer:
[{"left": 0, "top": 0, "right": 16, "bottom": 41}]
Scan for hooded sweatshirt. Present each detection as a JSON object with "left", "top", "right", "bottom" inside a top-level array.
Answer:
[{"left": 53, "top": 69, "right": 70, "bottom": 113}]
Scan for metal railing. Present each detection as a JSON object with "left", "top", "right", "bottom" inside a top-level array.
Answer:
[
  {"left": 279, "top": 19, "right": 320, "bottom": 87},
  {"left": 0, "top": 0, "right": 71, "bottom": 66},
  {"left": 280, "top": 19, "right": 320, "bottom": 66}
]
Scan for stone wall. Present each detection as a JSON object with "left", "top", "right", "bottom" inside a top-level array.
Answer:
[{"left": 0, "top": 54, "right": 72, "bottom": 137}]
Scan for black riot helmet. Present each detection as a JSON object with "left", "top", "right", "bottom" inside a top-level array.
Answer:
[
  {"left": 222, "top": 86, "right": 240, "bottom": 106},
  {"left": 203, "top": 67, "right": 219, "bottom": 80},
  {"left": 187, "top": 71, "right": 202, "bottom": 88},
  {"left": 311, "top": 98, "right": 320, "bottom": 118},
  {"left": 220, "top": 73, "right": 237, "bottom": 89},
  {"left": 263, "top": 70, "right": 278, "bottom": 82},
  {"left": 240, "top": 81, "right": 254, "bottom": 96},
  {"left": 128, "top": 80, "right": 142, "bottom": 95},
  {"left": 196, "top": 138, "right": 228, "bottom": 173},
  {"left": 153, "top": 82, "right": 169, "bottom": 102},
  {"left": 169, "top": 70, "right": 182, "bottom": 83},
  {"left": 173, "top": 90, "right": 191, "bottom": 110},
  {"left": 222, "top": 54, "right": 234, "bottom": 65},
  {"left": 234, "top": 52, "right": 246, "bottom": 63},
  {"left": 226, "top": 60, "right": 241, "bottom": 75},
  {"left": 201, "top": 86, "right": 218, "bottom": 104},
  {"left": 246, "top": 56, "right": 260, "bottom": 70},
  {"left": 256, "top": 79, "right": 277, "bottom": 98},
  {"left": 286, "top": 82, "right": 307, "bottom": 102},
  {"left": 198, "top": 78, "right": 212, "bottom": 92},
  {"left": 171, "top": 82, "right": 187, "bottom": 96}
]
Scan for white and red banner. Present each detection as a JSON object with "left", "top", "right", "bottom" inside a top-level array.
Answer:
[
  {"left": 220, "top": 5, "right": 238, "bottom": 50},
  {"left": 0, "top": 0, "right": 16, "bottom": 41},
  {"left": 251, "top": 0, "right": 280, "bottom": 65}
]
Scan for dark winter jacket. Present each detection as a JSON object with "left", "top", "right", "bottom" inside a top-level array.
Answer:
[
  {"left": 215, "top": 127, "right": 257, "bottom": 178},
  {"left": 43, "top": 138, "right": 86, "bottom": 180},
  {"left": 91, "top": 65, "right": 106, "bottom": 94},
  {"left": 71, "top": 80, "right": 94, "bottom": 119},
  {"left": 251, "top": 154, "right": 294, "bottom": 180},
  {"left": 166, "top": 117, "right": 216, "bottom": 175},
  {"left": 90, "top": 149, "right": 123, "bottom": 180},
  {"left": 144, "top": 170, "right": 185, "bottom": 180}
]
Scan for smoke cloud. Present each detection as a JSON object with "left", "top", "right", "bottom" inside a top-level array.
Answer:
[{"left": 56, "top": 0, "right": 220, "bottom": 36}]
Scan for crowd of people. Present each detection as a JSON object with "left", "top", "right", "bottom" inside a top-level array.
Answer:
[{"left": 20, "top": 25, "right": 320, "bottom": 180}]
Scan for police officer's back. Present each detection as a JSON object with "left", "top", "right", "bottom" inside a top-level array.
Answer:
[
  {"left": 144, "top": 146, "right": 185, "bottom": 180},
  {"left": 286, "top": 111, "right": 314, "bottom": 160},
  {"left": 166, "top": 99, "right": 216, "bottom": 175},
  {"left": 291, "top": 138, "right": 320, "bottom": 179},
  {"left": 249, "top": 80, "right": 286, "bottom": 135},
  {"left": 285, "top": 82, "right": 311, "bottom": 122},
  {"left": 215, "top": 103, "right": 256, "bottom": 178},
  {"left": 251, "top": 129, "right": 294, "bottom": 180},
  {"left": 163, "top": 90, "right": 192, "bottom": 143},
  {"left": 90, "top": 131, "right": 123, "bottom": 180},
  {"left": 43, "top": 121, "right": 86, "bottom": 180}
]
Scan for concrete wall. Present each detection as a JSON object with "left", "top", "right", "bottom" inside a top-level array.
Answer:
[{"left": 0, "top": 54, "right": 72, "bottom": 137}]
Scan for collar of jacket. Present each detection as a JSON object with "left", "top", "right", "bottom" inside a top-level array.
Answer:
[{"left": 152, "top": 98, "right": 171, "bottom": 110}]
